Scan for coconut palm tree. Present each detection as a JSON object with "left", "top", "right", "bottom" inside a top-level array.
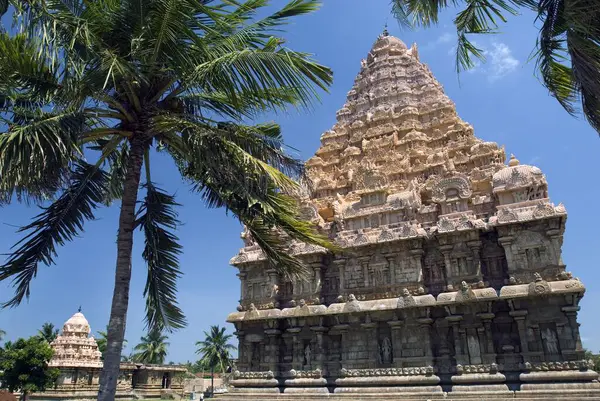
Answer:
[
  {"left": 37, "top": 323, "right": 59, "bottom": 343},
  {"left": 0, "top": 329, "right": 5, "bottom": 342},
  {"left": 390, "top": 0, "right": 600, "bottom": 135},
  {"left": 132, "top": 329, "right": 169, "bottom": 365},
  {"left": 196, "top": 325, "right": 236, "bottom": 395},
  {"left": 0, "top": 1, "right": 333, "bottom": 400}
]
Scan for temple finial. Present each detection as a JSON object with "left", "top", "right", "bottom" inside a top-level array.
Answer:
[
  {"left": 382, "top": 20, "right": 389, "bottom": 37},
  {"left": 78, "top": 305, "right": 82, "bottom": 313}
]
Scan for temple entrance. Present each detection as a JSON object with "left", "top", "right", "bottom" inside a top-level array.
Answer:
[{"left": 161, "top": 373, "right": 171, "bottom": 389}]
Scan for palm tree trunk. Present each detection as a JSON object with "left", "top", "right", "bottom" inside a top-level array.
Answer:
[
  {"left": 97, "top": 137, "right": 146, "bottom": 401},
  {"left": 211, "top": 366, "right": 214, "bottom": 398}
]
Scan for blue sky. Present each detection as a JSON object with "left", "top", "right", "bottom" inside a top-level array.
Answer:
[{"left": 1, "top": 1, "right": 599, "bottom": 363}]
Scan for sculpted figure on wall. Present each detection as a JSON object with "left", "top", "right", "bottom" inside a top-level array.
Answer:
[
  {"left": 467, "top": 335, "right": 482, "bottom": 365},
  {"left": 304, "top": 344, "right": 312, "bottom": 367},
  {"left": 542, "top": 328, "right": 560, "bottom": 355},
  {"left": 381, "top": 337, "right": 393, "bottom": 364}
]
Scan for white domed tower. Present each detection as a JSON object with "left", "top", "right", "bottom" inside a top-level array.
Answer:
[{"left": 49, "top": 310, "right": 103, "bottom": 369}]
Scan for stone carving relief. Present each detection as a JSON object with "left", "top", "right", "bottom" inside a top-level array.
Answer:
[
  {"left": 541, "top": 327, "right": 560, "bottom": 356},
  {"left": 467, "top": 334, "right": 482, "bottom": 365},
  {"left": 514, "top": 231, "right": 555, "bottom": 270},
  {"left": 431, "top": 175, "right": 472, "bottom": 214},
  {"left": 423, "top": 248, "right": 446, "bottom": 293},
  {"left": 304, "top": 344, "right": 312, "bottom": 367},
  {"left": 380, "top": 337, "right": 393, "bottom": 364},
  {"left": 368, "top": 252, "right": 390, "bottom": 287},
  {"left": 345, "top": 259, "right": 365, "bottom": 290},
  {"left": 226, "top": 31, "right": 586, "bottom": 397}
]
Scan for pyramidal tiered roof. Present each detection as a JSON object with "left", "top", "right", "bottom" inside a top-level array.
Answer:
[
  {"left": 231, "top": 33, "right": 564, "bottom": 264},
  {"left": 49, "top": 311, "right": 103, "bottom": 368},
  {"left": 306, "top": 32, "right": 505, "bottom": 205}
]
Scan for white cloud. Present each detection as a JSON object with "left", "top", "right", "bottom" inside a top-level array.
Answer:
[
  {"left": 449, "top": 41, "right": 519, "bottom": 82},
  {"left": 486, "top": 42, "right": 519, "bottom": 82},
  {"left": 422, "top": 32, "right": 455, "bottom": 51},
  {"left": 438, "top": 32, "right": 453, "bottom": 44}
]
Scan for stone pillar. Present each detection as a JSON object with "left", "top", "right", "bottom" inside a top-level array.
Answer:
[
  {"left": 361, "top": 259, "right": 370, "bottom": 288},
  {"left": 310, "top": 326, "right": 328, "bottom": 371},
  {"left": 440, "top": 245, "right": 454, "bottom": 282},
  {"left": 546, "top": 229, "right": 563, "bottom": 265},
  {"left": 288, "top": 327, "right": 302, "bottom": 370},
  {"left": 235, "top": 330, "right": 247, "bottom": 370},
  {"left": 361, "top": 321, "right": 378, "bottom": 368},
  {"left": 418, "top": 317, "right": 434, "bottom": 359},
  {"left": 238, "top": 271, "right": 248, "bottom": 301},
  {"left": 312, "top": 265, "right": 322, "bottom": 295},
  {"left": 266, "top": 269, "right": 277, "bottom": 301},
  {"left": 531, "top": 325, "right": 541, "bottom": 353},
  {"left": 265, "top": 329, "right": 281, "bottom": 373},
  {"left": 467, "top": 240, "right": 482, "bottom": 278},
  {"left": 498, "top": 236, "right": 516, "bottom": 273},
  {"left": 410, "top": 248, "right": 425, "bottom": 284},
  {"left": 562, "top": 306, "right": 583, "bottom": 351},
  {"left": 509, "top": 310, "right": 529, "bottom": 353},
  {"left": 388, "top": 320, "right": 404, "bottom": 365},
  {"left": 387, "top": 255, "right": 397, "bottom": 285},
  {"left": 337, "top": 260, "right": 346, "bottom": 294},
  {"left": 335, "top": 325, "right": 350, "bottom": 369},
  {"left": 447, "top": 315, "right": 465, "bottom": 363},
  {"left": 478, "top": 313, "right": 496, "bottom": 355}
]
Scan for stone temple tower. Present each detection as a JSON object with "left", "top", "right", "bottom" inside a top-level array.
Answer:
[{"left": 224, "top": 32, "right": 597, "bottom": 399}]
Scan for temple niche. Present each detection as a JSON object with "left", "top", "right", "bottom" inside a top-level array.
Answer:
[{"left": 225, "top": 31, "right": 596, "bottom": 400}]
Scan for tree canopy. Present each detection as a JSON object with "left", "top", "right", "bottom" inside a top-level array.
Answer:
[
  {"left": 390, "top": 0, "right": 600, "bottom": 135},
  {"left": 196, "top": 325, "right": 236, "bottom": 374},
  {"left": 0, "top": 336, "right": 59, "bottom": 400},
  {"left": 0, "top": 1, "right": 332, "bottom": 400},
  {"left": 132, "top": 328, "right": 169, "bottom": 365},
  {"left": 37, "top": 323, "right": 59, "bottom": 343}
]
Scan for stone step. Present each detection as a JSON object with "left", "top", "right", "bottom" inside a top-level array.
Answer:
[{"left": 213, "top": 390, "right": 600, "bottom": 401}]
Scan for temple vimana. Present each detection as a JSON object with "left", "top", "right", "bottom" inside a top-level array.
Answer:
[
  {"left": 29, "top": 311, "right": 186, "bottom": 400},
  {"left": 224, "top": 32, "right": 598, "bottom": 400}
]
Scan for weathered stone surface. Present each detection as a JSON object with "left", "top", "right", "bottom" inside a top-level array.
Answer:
[
  {"left": 224, "top": 31, "right": 595, "bottom": 399},
  {"left": 29, "top": 311, "right": 187, "bottom": 401}
]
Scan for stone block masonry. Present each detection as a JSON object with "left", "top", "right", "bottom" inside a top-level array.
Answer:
[{"left": 223, "top": 29, "right": 598, "bottom": 399}]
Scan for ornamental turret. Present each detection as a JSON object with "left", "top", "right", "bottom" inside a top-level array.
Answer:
[{"left": 49, "top": 311, "right": 103, "bottom": 368}]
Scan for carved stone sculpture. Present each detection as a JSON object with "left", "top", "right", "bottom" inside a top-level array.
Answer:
[{"left": 225, "top": 30, "right": 591, "bottom": 398}]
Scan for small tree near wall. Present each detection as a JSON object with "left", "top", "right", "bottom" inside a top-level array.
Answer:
[{"left": 0, "top": 337, "right": 59, "bottom": 401}]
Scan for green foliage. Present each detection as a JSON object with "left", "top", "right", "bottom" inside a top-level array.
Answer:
[
  {"left": 0, "top": 336, "right": 59, "bottom": 396},
  {"left": 132, "top": 328, "right": 169, "bottom": 365},
  {"left": 0, "top": 329, "right": 5, "bottom": 342},
  {"left": 196, "top": 326, "right": 236, "bottom": 374},
  {"left": 0, "top": 2, "right": 332, "bottom": 397},
  {"left": 390, "top": 0, "right": 600, "bottom": 134},
  {"left": 37, "top": 323, "right": 59, "bottom": 343},
  {"left": 136, "top": 184, "right": 185, "bottom": 330},
  {"left": 0, "top": 0, "right": 334, "bottom": 333},
  {"left": 584, "top": 349, "right": 600, "bottom": 372}
]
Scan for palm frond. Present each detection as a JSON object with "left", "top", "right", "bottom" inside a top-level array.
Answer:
[
  {"left": 391, "top": 0, "right": 452, "bottom": 28},
  {"left": 0, "top": 32, "right": 61, "bottom": 105},
  {"left": 0, "top": 111, "right": 87, "bottom": 203},
  {"left": 0, "top": 161, "right": 108, "bottom": 307},
  {"left": 187, "top": 47, "right": 332, "bottom": 111},
  {"left": 135, "top": 183, "right": 186, "bottom": 331}
]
